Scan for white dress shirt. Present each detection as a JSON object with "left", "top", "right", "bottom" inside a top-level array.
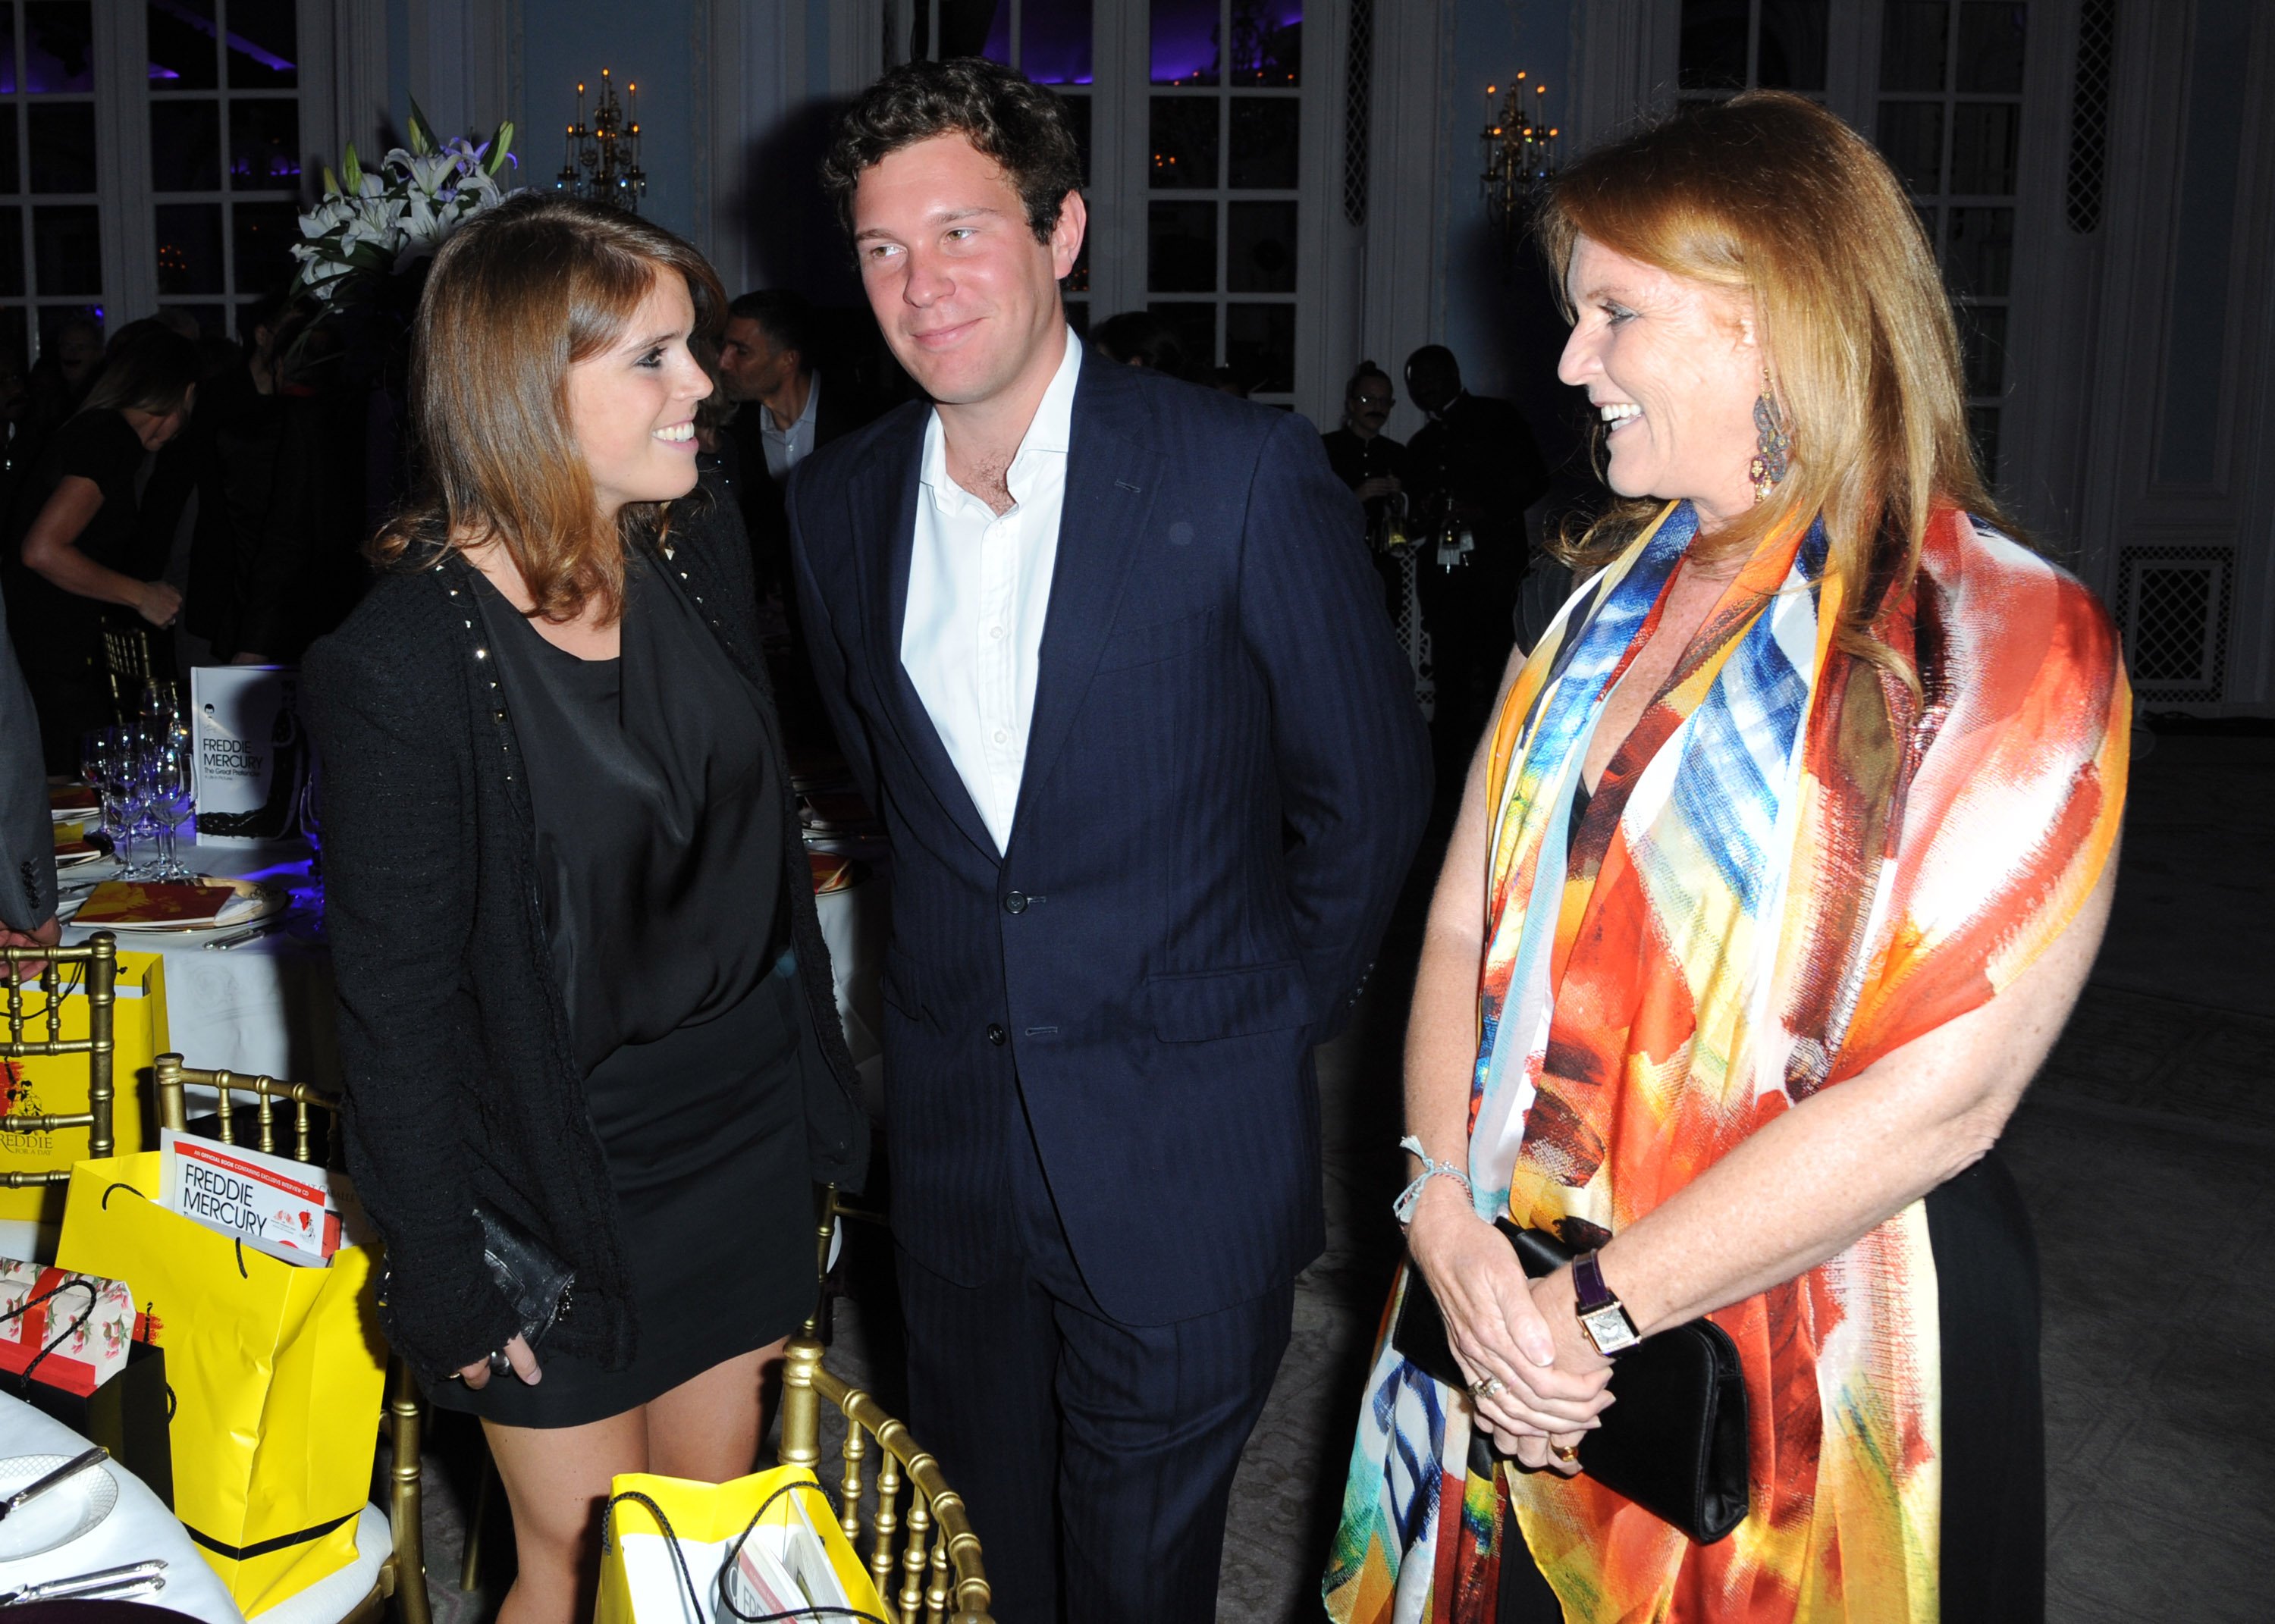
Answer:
[
  {"left": 901, "top": 330, "right": 1084, "bottom": 854},
  {"left": 760, "top": 368, "right": 822, "bottom": 481}
]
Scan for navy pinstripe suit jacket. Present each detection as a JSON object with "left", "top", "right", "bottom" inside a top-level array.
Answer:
[{"left": 786, "top": 350, "right": 1430, "bottom": 1325}]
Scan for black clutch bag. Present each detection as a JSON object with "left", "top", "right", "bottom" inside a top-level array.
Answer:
[
  {"left": 1392, "top": 1217, "right": 1750, "bottom": 1544},
  {"left": 474, "top": 1204, "right": 575, "bottom": 1360}
]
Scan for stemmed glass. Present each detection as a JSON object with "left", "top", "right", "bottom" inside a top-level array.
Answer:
[
  {"left": 147, "top": 732, "right": 197, "bottom": 882},
  {"left": 103, "top": 727, "right": 157, "bottom": 882},
  {"left": 79, "top": 729, "right": 112, "bottom": 837}
]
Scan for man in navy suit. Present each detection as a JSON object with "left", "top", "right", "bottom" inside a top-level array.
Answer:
[{"left": 789, "top": 59, "right": 1429, "bottom": 1622}]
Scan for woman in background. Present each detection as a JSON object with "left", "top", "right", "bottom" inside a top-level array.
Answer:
[{"left": 7, "top": 324, "right": 197, "bottom": 767}]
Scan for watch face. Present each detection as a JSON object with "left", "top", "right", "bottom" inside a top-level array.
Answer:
[{"left": 1580, "top": 1305, "right": 1641, "bottom": 1354}]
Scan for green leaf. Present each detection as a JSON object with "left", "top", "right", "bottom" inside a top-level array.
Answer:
[
  {"left": 341, "top": 143, "right": 363, "bottom": 192},
  {"left": 486, "top": 121, "right": 516, "bottom": 174},
  {"left": 406, "top": 98, "right": 436, "bottom": 156}
]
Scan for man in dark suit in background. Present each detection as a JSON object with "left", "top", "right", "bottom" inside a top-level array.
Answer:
[
  {"left": 1404, "top": 343, "right": 1550, "bottom": 782},
  {"left": 0, "top": 586, "right": 58, "bottom": 968},
  {"left": 718, "top": 290, "right": 866, "bottom": 597},
  {"left": 788, "top": 59, "right": 1429, "bottom": 1624}
]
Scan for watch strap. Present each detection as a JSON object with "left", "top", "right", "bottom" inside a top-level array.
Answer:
[{"left": 1574, "top": 1250, "right": 1615, "bottom": 1312}]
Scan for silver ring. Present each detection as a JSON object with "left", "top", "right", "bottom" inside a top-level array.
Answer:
[
  {"left": 488, "top": 1349, "right": 513, "bottom": 1378},
  {"left": 1467, "top": 1375, "right": 1506, "bottom": 1400}
]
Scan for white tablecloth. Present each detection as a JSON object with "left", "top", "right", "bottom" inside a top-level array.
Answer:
[
  {"left": 58, "top": 838, "right": 337, "bottom": 1087},
  {"left": 0, "top": 1391, "right": 243, "bottom": 1624}
]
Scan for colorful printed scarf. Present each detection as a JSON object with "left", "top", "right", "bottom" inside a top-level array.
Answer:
[{"left": 1327, "top": 502, "right": 2128, "bottom": 1623}]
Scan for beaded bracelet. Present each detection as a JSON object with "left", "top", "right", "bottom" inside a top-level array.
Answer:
[{"left": 1391, "top": 1133, "right": 1473, "bottom": 1226}]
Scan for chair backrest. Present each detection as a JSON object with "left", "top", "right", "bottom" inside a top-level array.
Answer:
[
  {"left": 152, "top": 1052, "right": 341, "bottom": 1165},
  {"left": 102, "top": 630, "right": 152, "bottom": 722},
  {"left": 0, "top": 933, "right": 118, "bottom": 1184},
  {"left": 778, "top": 1337, "right": 993, "bottom": 1624}
]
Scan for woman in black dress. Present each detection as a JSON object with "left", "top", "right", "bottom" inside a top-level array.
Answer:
[
  {"left": 303, "top": 195, "right": 868, "bottom": 1624},
  {"left": 7, "top": 326, "right": 198, "bottom": 767}
]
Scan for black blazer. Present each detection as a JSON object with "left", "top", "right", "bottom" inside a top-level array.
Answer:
[
  {"left": 303, "top": 481, "right": 868, "bottom": 1382},
  {"left": 788, "top": 353, "right": 1430, "bottom": 1326}
]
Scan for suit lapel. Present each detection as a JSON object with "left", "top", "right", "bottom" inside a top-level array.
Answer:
[
  {"left": 846, "top": 411, "right": 1000, "bottom": 861},
  {"left": 1008, "top": 359, "right": 1163, "bottom": 850}
]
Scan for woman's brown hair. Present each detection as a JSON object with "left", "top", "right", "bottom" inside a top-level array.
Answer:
[
  {"left": 1538, "top": 91, "right": 2009, "bottom": 683},
  {"left": 372, "top": 193, "right": 726, "bottom": 625}
]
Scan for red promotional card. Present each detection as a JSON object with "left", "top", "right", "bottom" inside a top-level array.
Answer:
[{"left": 73, "top": 881, "right": 235, "bottom": 926}]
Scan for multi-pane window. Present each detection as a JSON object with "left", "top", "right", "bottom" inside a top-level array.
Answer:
[
  {"left": 146, "top": 0, "right": 301, "bottom": 341},
  {"left": 977, "top": 2, "right": 1094, "bottom": 330},
  {"left": 0, "top": 0, "right": 105, "bottom": 369},
  {"left": 1147, "top": 2, "right": 1301, "bottom": 400},
  {"left": 1877, "top": 1, "right": 2027, "bottom": 481},
  {"left": 1676, "top": 0, "right": 1830, "bottom": 102}
]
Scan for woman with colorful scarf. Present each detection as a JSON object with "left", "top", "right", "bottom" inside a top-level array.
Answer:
[{"left": 1327, "top": 93, "right": 2128, "bottom": 1624}]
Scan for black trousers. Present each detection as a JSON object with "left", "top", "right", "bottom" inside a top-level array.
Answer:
[
  {"left": 1498, "top": 1152, "right": 2045, "bottom": 1620},
  {"left": 896, "top": 1099, "right": 1294, "bottom": 1624}
]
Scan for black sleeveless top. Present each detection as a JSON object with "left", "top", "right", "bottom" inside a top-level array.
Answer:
[{"left": 472, "top": 556, "right": 785, "bottom": 1076}]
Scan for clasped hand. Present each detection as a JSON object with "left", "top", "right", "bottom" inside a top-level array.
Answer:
[{"left": 1405, "top": 1180, "right": 1612, "bottom": 1475}]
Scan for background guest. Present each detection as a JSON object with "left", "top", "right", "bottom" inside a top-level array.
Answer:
[
  {"left": 20, "top": 315, "right": 102, "bottom": 458},
  {"left": 0, "top": 588, "right": 57, "bottom": 976},
  {"left": 1324, "top": 361, "right": 1429, "bottom": 715},
  {"left": 716, "top": 289, "right": 863, "bottom": 598},
  {"left": 1403, "top": 343, "right": 1549, "bottom": 786},
  {"left": 5, "top": 325, "right": 197, "bottom": 769},
  {"left": 716, "top": 288, "right": 866, "bottom": 755}
]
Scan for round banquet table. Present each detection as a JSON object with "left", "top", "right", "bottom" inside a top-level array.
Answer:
[
  {"left": 55, "top": 831, "right": 886, "bottom": 1107},
  {"left": 0, "top": 1392, "right": 243, "bottom": 1624}
]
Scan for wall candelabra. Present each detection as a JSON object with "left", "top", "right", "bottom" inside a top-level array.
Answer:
[
  {"left": 556, "top": 67, "right": 645, "bottom": 212},
  {"left": 1481, "top": 72, "right": 1559, "bottom": 231}
]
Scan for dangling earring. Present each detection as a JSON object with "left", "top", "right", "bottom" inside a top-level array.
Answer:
[{"left": 1749, "top": 368, "right": 1790, "bottom": 503}]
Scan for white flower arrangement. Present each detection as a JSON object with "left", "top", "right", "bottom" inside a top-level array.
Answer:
[{"left": 290, "top": 105, "right": 517, "bottom": 304}]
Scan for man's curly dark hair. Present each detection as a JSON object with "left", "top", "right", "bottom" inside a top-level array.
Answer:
[{"left": 821, "top": 58, "right": 1084, "bottom": 245}]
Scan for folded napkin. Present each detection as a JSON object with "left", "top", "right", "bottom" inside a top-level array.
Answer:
[{"left": 73, "top": 880, "right": 257, "bottom": 926}]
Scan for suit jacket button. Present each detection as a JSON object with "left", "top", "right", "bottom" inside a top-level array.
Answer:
[
  {"left": 1003, "top": 892, "right": 1028, "bottom": 914},
  {"left": 986, "top": 1023, "right": 1007, "bottom": 1046}
]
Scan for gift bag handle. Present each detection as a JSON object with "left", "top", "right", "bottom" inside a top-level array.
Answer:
[
  {"left": 0, "top": 1278, "right": 100, "bottom": 1387},
  {"left": 603, "top": 1484, "right": 886, "bottom": 1624}
]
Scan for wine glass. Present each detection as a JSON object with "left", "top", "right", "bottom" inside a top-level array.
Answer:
[
  {"left": 148, "top": 732, "right": 197, "bottom": 882},
  {"left": 79, "top": 729, "right": 113, "bottom": 843},
  {"left": 105, "top": 728, "right": 155, "bottom": 881}
]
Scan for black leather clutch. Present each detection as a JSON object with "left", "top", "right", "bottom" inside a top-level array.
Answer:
[
  {"left": 474, "top": 1203, "right": 575, "bottom": 1358},
  {"left": 1392, "top": 1217, "right": 1750, "bottom": 1544}
]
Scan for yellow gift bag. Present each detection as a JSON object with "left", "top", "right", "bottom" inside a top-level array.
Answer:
[
  {"left": 55, "top": 1152, "right": 387, "bottom": 1616},
  {"left": 598, "top": 1466, "right": 888, "bottom": 1624},
  {"left": 0, "top": 950, "right": 166, "bottom": 1230}
]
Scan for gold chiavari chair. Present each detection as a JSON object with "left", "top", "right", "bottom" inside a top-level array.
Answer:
[
  {"left": 0, "top": 933, "right": 118, "bottom": 1185},
  {"left": 152, "top": 1055, "right": 431, "bottom": 1624},
  {"left": 779, "top": 1215, "right": 993, "bottom": 1624},
  {"left": 101, "top": 628, "right": 152, "bottom": 723}
]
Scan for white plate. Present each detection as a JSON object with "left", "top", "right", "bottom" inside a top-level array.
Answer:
[
  {"left": 0, "top": 1454, "right": 119, "bottom": 1561},
  {"left": 90, "top": 879, "right": 290, "bottom": 934},
  {"left": 53, "top": 848, "right": 105, "bottom": 870}
]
